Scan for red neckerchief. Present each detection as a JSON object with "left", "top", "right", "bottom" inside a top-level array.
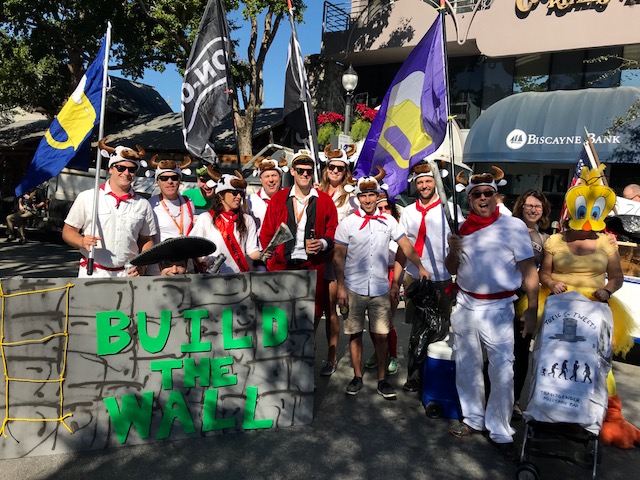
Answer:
[
  {"left": 258, "top": 189, "right": 271, "bottom": 205},
  {"left": 210, "top": 210, "right": 250, "bottom": 272},
  {"left": 100, "top": 183, "right": 135, "bottom": 209},
  {"left": 459, "top": 208, "right": 500, "bottom": 236},
  {"left": 414, "top": 198, "right": 442, "bottom": 256},
  {"left": 354, "top": 209, "right": 386, "bottom": 230}
]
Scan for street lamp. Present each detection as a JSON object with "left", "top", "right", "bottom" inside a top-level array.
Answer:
[{"left": 341, "top": 64, "right": 358, "bottom": 136}]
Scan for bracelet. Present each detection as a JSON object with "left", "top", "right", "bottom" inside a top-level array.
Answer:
[{"left": 603, "top": 288, "right": 613, "bottom": 298}]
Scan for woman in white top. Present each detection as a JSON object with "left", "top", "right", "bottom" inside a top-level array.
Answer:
[
  {"left": 190, "top": 172, "right": 261, "bottom": 274},
  {"left": 317, "top": 145, "right": 357, "bottom": 376}
]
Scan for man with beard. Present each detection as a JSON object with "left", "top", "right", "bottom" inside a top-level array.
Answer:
[
  {"left": 392, "top": 161, "right": 464, "bottom": 392},
  {"left": 444, "top": 167, "right": 538, "bottom": 461}
]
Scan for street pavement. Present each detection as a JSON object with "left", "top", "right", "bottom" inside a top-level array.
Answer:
[{"left": 0, "top": 234, "right": 639, "bottom": 480}]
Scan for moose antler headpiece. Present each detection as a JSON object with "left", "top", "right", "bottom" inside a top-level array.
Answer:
[
  {"left": 344, "top": 166, "right": 387, "bottom": 195},
  {"left": 455, "top": 166, "right": 507, "bottom": 194},
  {"left": 407, "top": 160, "right": 448, "bottom": 183},
  {"left": 145, "top": 154, "right": 192, "bottom": 180},
  {"left": 214, "top": 171, "right": 247, "bottom": 195},
  {"left": 252, "top": 156, "right": 289, "bottom": 177},
  {"left": 99, "top": 137, "right": 147, "bottom": 169},
  {"left": 318, "top": 144, "right": 358, "bottom": 170}
]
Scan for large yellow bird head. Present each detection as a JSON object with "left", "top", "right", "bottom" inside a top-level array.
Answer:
[{"left": 565, "top": 164, "right": 616, "bottom": 232}]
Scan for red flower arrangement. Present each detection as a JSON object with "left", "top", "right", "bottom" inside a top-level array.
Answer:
[
  {"left": 355, "top": 103, "right": 377, "bottom": 122},
  {"left": 317, "top": 111, "right": 345, "bottom": 125}
]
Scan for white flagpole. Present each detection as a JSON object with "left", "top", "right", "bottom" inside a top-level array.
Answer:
[{"left": 87, "top": 22, "right": 112, "bottom": 276}]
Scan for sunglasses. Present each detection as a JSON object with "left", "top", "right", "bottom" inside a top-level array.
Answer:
[
  {"left": 226, "top": 190, "right": 245, "bottom": 197},
  {"left": 294, "top": 167, "right": 313, "bottom": 177},
  {"left": 327, "top": 164, "right": 346, "bottom": 173},
  {"left": 378, "top": 204, "right": 391, "bottom": 212},
  {"left": 198, "top": 176, "right": 211, "bottom": 183},
  {"left": 158, "top": 175, "right": 180, "bottom": 182},
  {"left": 469, "top": 190, "right": 496, "bottom": 199},
  {"left": 113, "top": 164, "right": 137, "bottom": 174}
]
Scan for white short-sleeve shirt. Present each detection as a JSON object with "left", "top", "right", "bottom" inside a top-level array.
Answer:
[{"left": 335, "top": 208, "right": 406, "bottom": 296}]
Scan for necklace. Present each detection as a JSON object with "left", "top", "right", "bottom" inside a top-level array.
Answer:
[{"left": 160, "top": 195, "right": 185, "bottom": 235}]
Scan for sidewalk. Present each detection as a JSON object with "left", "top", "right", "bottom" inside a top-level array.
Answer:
[{"left": 0, "top": 237, "right": 639, "bottom": 479}]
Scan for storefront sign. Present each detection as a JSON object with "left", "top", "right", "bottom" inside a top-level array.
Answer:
[
  {"left": 0, "top": 272, "right": 316, "bottom": 459},
  {"left": 516, "top": 0, "right": 610, "bottom": 14},
  {"left": 506, "top": 129, "right": 620, "bottom": 150}
]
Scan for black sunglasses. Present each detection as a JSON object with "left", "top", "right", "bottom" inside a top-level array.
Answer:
[
  {"left": 294, "top": 167, "right": 313, "bottom": 176},
  {"left": 198, "top": 176, "right": 211, "bottom": 183},
  {"left": 469, "top": 190, "right": 496, "bottom": 199},
  {"left": 158, "top": 175, "right": 180, "bottom": 182},
  {"left": 113, "top": 164, "right": 137, "bottom": 174},
  {"left": 327, "top": 164, "right": 346, "bottom": 173}
]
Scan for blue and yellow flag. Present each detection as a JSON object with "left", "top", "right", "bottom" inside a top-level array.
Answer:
[
  {"left": 15, "top": 36, "right": 107, "bottom": 197},
  {"left": 355, "top": 15, "right": 447, "bottom": 200}
]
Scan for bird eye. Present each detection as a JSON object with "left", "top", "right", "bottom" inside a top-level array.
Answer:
[
  {"left": 574, "top": 195, "right": 587, "bottom": 220},
  {"left": 590, "top": 197, "right": 607, "bottom": 221}
]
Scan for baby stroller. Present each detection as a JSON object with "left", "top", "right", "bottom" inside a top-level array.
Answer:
[{"left": 517, "top": 291, "right": 613, "bottom": 480}]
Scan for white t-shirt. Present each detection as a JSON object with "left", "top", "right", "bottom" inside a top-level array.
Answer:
[
  {"left": 400, "top": 198, "right": 464, "bottom": 282},
  {"left": 65, "top": 184, "right": 157, "bottom": 275},
  {"left": 149, "top": 194, "right": 195, "bottom": 242},
  {"left": 335, "top": 208, "right": 406, "bottom": 296},
  {"left": 189, "top": 211, "right": 259, "bottom": 274},
  {"left": 246, "top": 188, "right": 273, "bottom": 236},
  {"left": 456, "top": 214, "right": 534, "bottom": 309}
]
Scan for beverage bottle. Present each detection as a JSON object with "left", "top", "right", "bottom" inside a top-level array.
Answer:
[{"left": 305, "top": 228, "right": 316, "bottom": 254}]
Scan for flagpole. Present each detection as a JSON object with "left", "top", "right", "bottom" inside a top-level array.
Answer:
[
  {"left": 87, "top": 22, "right": 112, "bottom": 276},
  {"left": 438, "top": 1, "right": 458, "bottom": 234},
  {"left": 287, "top": 0, "right": 319, "bottom": 183}
]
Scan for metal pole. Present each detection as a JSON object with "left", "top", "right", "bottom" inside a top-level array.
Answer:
[{"left": 344, "top": 91, "right": 353, "bottom": 135}]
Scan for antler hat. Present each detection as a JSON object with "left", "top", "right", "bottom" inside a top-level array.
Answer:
[
  {"left": 407, "top": 160, "right": 448, "bottom": 183},
  {"left": 99, "top": 137, "right": 147, "bottom": 169},
  {"left": 318, "top": 144, "right": 358, "bottom": 170},
  {"left": 146, "top": 154, "right": 192, "bottom": 179},
  {"left": 344, "top": 166, "right": 387, "bottom": 195},
  {"left": 252, "top": 156, "right": 289, "bottom": 177},
  {"left": 455, "top": 166, "right": 507, "bottom": 194},
  {"left": 215, "top": 171, "right": 248, "bottom": 195}
]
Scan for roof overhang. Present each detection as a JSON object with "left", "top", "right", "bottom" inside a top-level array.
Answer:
[{"left": 464, "top": 87, "right": 640, "bottom": 164}]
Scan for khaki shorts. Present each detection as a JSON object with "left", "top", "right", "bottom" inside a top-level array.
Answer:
[{"left": 343, "top": 289, "right": 391, "bottom": 335}]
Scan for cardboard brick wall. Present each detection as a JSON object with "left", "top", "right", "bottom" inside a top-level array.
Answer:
[{"left": 0, "top": 271, "right": 315, "bottom": 459}]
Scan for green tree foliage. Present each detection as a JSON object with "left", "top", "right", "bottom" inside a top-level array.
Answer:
[{"left": 0, "top": 0, "right": 307, "bottom": 157}]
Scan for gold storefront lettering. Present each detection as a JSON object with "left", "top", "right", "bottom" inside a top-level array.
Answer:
[{"left": 516, "top": 0, "right": 610, "bottom": 14}]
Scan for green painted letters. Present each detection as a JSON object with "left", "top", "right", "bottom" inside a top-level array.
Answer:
[
  {"left": 150, "top": 359, "right": 183, "bottom": 390},
  {"left": 242, "top": 386, "right": 274, "bottom": 430},
  {"left": 222, "top": 308, "right": 252, "bottom": 349},
  {"left": 155, "top": 391, "right": 196, "bottom": 440},
  {"left": 210, "top": 356, "right": 237, "bottom": 387},
  {"left": 181, "top": 309, "right": 212, "bottom": 353},
  {"left": 262, "top": 306, "right": 288, "bottom": 347},
  {"left": 96, "top": 310, "right": 132, "bottom": 356},
  {"left": 183, "top": 358, "right": 211, "bottom": 388},
  {"left": 202, "top": 389, "right": 235, "bottom": 431},
  {"left": 137, "top": 310, "right": 171, "bottom": 353},
  {"left": 103, "top": 391, "right": 154, "bottom": 444}
]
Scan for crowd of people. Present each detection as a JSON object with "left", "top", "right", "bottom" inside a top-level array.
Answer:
[{"left": 54, "top": 137, "right": 640, "bottom": 459}]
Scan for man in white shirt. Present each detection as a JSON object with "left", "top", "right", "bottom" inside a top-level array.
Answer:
[
  {"left": 334, "top": 168, "right": 429, "bottom": 400},
  {"left": 62, "top": 138, "right": 156, "bottom": 277},
  {"left": 393, "top": 161, "right": 464, "bottom": 392},
  {"left": 246, "top": 156, "right": 287, "bottom": 235},
  {"left": 445, "top": 167, "right": 538, "bottom": 461}
]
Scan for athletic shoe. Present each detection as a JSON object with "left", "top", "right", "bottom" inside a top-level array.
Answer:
[
  {"left": 5, "top": 236, "right": 15, "bottom": 242},
  {"left": 364, "top": 354, "right": 377, "bottom": 369},
  {"left": 448, "top": 422, "right": 483, "bottom": 439},
  {"left": 345, "top": 376, "right": 363, "bottom": 396},
  {"left": 319, "top": 361, "right": 336, "bottom": 376},
  {"left": 387, "top": 357, "right": 399, "bottom": 375},
  {"left": 402, "top": 378, "right": 419, "bottom": 392},
  {"left": 18, "top": 237, "right": 26, "bottom": 244},
  {"left": 377, "top": 380, "right": 397, "bottom": 399}
]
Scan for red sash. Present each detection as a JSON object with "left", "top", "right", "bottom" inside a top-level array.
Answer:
[
  {"left": 100, "top": 183, "right": 135, "bottom": 208},
  {"left": 458, "top": 209, "right": 500, "bottom": 236},
  {"left": 414, "top": 198, "right": 442, "bottom": 256},
  {"left": 210, "top": 210, "right": 250, "bottom": 272},
  {"left": 79, "top": 257, "right": 125, "bottom": 272}
]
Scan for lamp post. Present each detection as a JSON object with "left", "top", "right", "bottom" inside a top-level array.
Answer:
[{"left": 341, "top": 64, "right": 358, "bottom": 136}]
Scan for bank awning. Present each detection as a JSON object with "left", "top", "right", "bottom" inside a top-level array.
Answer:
[{"left": 464, "top": 87, "right": 640, "bottom": 164}]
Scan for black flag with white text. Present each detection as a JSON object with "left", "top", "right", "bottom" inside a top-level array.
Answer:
[{"left": 182, "top": 0, "right": 232, "bottom": 165}]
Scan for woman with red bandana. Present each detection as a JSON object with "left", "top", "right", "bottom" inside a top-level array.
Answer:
[{"left": 190, "top": 172, "right": 261, "bottom": 274}]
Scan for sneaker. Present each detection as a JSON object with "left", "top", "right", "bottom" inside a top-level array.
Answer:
[
  {"left": 403, "top": 378, "right": 419, "bottom": 392},
  {"left": 345, "top": 376, "right": 363, "bottom": 396},
  {"left": 320, "top": 361, "right": 336, "bottom": 376},
  {"left": 512, "top": 402, "right": 523, "bottom": 421},
  {"left": 387, "top": 357, "right": 399, "bottom": 375},
  {"left": 18, "top": 237, "right": 26, "bottom": 244},
  {"left": 448, "top": 422, "right": 483, "bottom": 439},
  {"left": 5, "top": 236, "right": 15, "bottom": 242},
  {"left": 364, "top": 354, "right": 377, "bottom": 369},
  {"left": 491, "top": 440, "right": 519, "bottom": 462},
  {"left": 377, "top": 380, "right": 397, "bottom": 399}
]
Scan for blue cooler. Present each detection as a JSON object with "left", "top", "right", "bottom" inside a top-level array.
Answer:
[{"left": 421, "top": 335, "right": 461, "bottom": 419}]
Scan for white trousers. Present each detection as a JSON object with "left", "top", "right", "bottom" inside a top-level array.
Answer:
[{"left": 451, "top": 302, "right": 516, "bottom": 443}]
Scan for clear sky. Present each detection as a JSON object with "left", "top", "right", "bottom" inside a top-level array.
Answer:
[{"left": 132, "top": 3, "right": 325, "bottom": 112}]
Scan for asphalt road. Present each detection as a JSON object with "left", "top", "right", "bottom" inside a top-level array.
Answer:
[{"left": 1, "top": 233, "right": 639, "bottom": 480}]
